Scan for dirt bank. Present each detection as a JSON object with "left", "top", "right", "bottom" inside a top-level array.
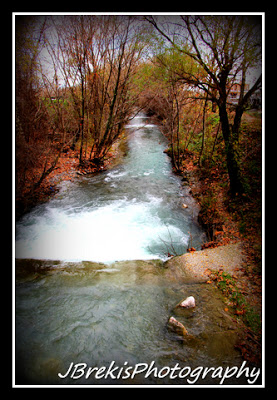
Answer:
[
  {"left": 165, "top": 242, "right": 246, "bottom": 282},
  {"left": 165, "top": 242, "right": 261, "bottom": 317}
]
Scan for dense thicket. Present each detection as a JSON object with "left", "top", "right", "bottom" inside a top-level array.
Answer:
[{"left": 15, "top": 16, "right": 151, "bottom": 207}]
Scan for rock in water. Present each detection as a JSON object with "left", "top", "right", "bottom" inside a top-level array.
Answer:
[
  {"left": 179, "top": 296, "right": 195, "bottom": 308},
  {"left": 167, "top": 316, "right": 188, "bottom": 336}
]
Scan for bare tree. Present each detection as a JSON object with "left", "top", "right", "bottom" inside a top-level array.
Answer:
[
  {"left": 15, "top": 16, "right": 59, "bottom": 205},
  {"left": 46, "top": 15, "right": 148, "bottom": 168}
]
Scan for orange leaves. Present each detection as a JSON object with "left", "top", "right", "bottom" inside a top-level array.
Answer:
[
  {"left": 235, "top": 309, "right": 246, "bottom": 316},
  {"left": 187, "top": 247, "right": 196, "bottom": 253}
]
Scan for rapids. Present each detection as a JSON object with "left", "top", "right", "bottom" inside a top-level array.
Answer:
[{"left": 16, "top": 113, "right": 205, "bottom": 263}]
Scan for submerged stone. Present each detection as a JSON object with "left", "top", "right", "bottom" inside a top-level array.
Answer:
[{"left": 167, "top": 316, "right": 188, "bottom": 337}]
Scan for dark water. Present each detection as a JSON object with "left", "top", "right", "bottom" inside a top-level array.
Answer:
[{"left": 15, "top": 114, "right": 250, "bottom": 386}]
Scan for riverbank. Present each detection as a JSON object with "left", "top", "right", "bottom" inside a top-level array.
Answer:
[
  {"left": 150, "top": 109, "right": 262, "bottom": 292},
  {"left": 148, "top": 110, "right": 262, "bottom": 271},
  {"left": 165, "top": 242, "right": 262, "bottom": 366},
  {"left": 15, "top": 132, "right": 128, "bottom": 220},
  {"left": 165, "top": 242, "right": 261, "bottom": 318},
  {"left": 178, "top": 111, "right": 262, "bottom": 310},
  {"left": 147, "top": 109, "right": 262, "bottom": 364}
]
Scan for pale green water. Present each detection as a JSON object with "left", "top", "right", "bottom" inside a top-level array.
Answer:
[{"left": 16, "top": 259, "right": 246, "bottom": 385}]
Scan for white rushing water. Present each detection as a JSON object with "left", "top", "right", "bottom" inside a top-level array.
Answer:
[{"left": 16, "top": 113, "right": 204, "bottom": 263}]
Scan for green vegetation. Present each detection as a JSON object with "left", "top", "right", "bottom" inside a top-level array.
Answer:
[{"left": 210, "top": 270, "right": 261, "bottom": 334}]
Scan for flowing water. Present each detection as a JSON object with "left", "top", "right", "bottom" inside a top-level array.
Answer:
[
  {"left": 15, "top": 114, "right": 247, "bottom": 385},
  {"left": 16, "top": 114, "right": 204, "bottom": 262}
]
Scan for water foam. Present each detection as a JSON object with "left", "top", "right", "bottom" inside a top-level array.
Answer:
[{"left": 16, "top": 198, "right": 187, "bottom": 263}]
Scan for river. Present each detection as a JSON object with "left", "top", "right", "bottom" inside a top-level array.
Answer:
[{"left": 15, "top": 113, "right": 247, "bottom": 385}]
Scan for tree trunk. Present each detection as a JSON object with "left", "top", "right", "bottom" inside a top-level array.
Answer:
[
  {"left": 232, "top": 104, "right": 244, "bottom": 142},
  {"left": 219, "top": 105, "right": 244, "bottom": 197},
  {"left": 225, "top": 140, "right": 244, "bottom": 196},
  {"left": 79, "top": 75, "right": 85, "bottom": 165},
  {"left": 198, "top": 96, "right": 208, "bottom": 166}
]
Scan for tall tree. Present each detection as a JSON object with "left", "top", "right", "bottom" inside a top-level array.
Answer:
[{"left": 146, "top": 15, "right": 262, "bottom": 196}]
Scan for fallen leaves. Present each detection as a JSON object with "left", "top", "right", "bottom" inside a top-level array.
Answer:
[
  {"left": 208, "top": 269, "right": 261, "bottom": 335},
  {"left": 187, "top": 247, "right": 196, "bottom": 253}
]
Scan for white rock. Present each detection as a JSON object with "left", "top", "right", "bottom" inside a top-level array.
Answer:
[{"left": 180, "top": 296, "right": 196, "bottom": 308}]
